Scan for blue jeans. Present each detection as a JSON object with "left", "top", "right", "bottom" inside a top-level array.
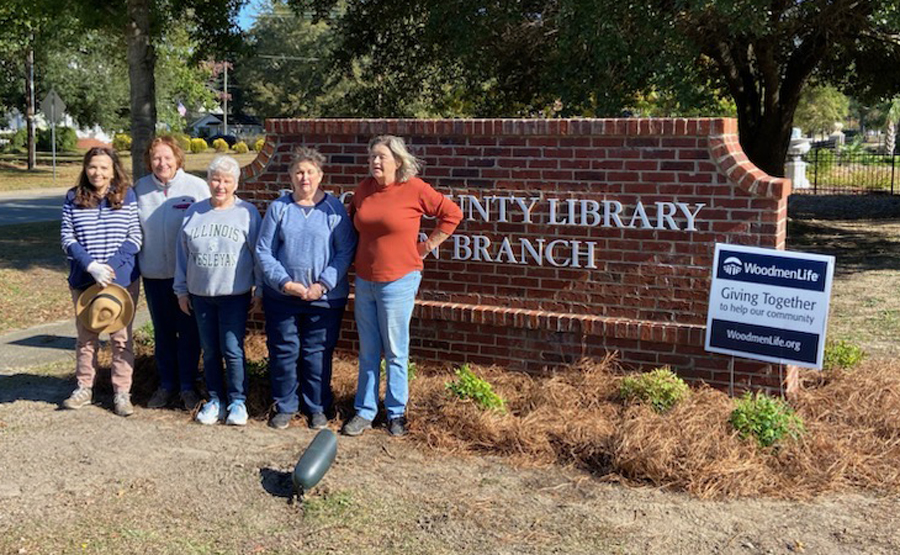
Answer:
[
  {"left": 353, "top": 270, "right": 422, "bottom": 420},
  {"left": 264, "top": 293, "right": 345, "bottom": 416},
  {"left": 143, "top": 277, "right": 201, "bottom": 392},
  {"left": 192, "top": 293, "right": 251, "bottom": 403}
]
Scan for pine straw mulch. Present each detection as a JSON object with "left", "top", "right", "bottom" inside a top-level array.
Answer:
[{"left": 91, "top": 333, "right": 900, "bottom": 500}]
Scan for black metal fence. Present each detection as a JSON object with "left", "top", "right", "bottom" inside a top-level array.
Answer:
[{"left": 798, "top": 149, "right": 899, "bottom": 195}]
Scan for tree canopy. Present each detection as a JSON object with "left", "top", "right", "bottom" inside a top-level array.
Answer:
[
  {"left": 296, "top": 0, "right": 900, "bottom": 176},
  {"left": 794, "top": 85, "right": 850, "bottom": 138},
  {"left": 234, "top": 1, "right": 338, "bottom": 118},
  {"left": 67, "top": 0, "right": 245, "bottom": 176}
]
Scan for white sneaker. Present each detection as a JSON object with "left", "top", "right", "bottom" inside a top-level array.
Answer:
[
  {"left": 62, "top": 387, "right": 92, "bottom": 410},
  {"left": 196, "top": 398, "right": 225, "bottom": 425},
  {"left": 226, "top": 401, "right": 248, "bottom": 426}
]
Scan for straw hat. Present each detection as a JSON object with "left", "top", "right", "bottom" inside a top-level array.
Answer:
[{"left": 75, "top": 283, "right": 135, "bottom": 334}]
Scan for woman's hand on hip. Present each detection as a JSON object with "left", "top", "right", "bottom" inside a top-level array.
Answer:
[{"left": 416, "top": 241, "right": 430, "bottom": 258}]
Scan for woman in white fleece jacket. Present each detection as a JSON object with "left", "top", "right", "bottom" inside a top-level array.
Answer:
[{"left": 134, "top": 136, "right": 210, "bottom": 411}]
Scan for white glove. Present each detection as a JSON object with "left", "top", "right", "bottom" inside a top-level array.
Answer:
[{"left": 87, "top": 262, "right": 114, "bottom": 287}]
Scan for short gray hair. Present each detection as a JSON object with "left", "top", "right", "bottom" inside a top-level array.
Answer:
[
  {"left": 289, "top": 146, "right": 326, "bottom": 173},
  {"left": 369, "top": 135, "right": 421, "bottom": 183},
  {"left": 207, "top": 155, "right": 241, "bottom": 183}
]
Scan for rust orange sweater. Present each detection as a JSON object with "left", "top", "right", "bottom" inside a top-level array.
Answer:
[{"left": 350, "top": 176, "right": 462, "bottom": 282}]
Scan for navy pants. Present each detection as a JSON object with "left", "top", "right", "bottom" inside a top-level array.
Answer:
[
  {"left": 143, "top": 277, "right": 201, "bottom": 392},
  {"left": 192, "top": 292, "right": 251, "bottom": 403},
  {"left": 264, "top": 293, "right": 344, "bottom": 416}
]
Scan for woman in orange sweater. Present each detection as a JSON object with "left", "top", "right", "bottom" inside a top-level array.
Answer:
[{"left": 342, "top": 135, "right": 462, "bottom": 437}]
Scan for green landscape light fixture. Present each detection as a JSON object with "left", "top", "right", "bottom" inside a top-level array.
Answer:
[{"left": 292, "top": 429, "right": 337, "bottom": 497}]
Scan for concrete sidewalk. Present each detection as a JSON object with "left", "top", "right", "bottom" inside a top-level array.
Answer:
[{"left": 0, "top": 309, "right": 151, "bottom": 374}]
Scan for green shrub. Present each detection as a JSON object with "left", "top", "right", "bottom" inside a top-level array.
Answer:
[
  {"left": 190, "top": 138, "right": 208, "bottom": 154},
  {"left": 9, "top": 128, "right": 27, "bottom": 151},
  {"left": 134, "top": 321, "right": 154, "bottom": 347},
  {"left": 212, "top": 138, "right": 229, "bottom": 153},
  {"left": 245, "top": 357, "right": 269, "bottom": 378},
  {"left": 172, "top": 132, "right": 191, "bottom": 153},
  {"left": 446, "top": 364, "right": 506, "bottom": 412},
  {"left": 619, "top": 367, "right": 689, "bottom": 413},
  {"left": 37, "top": 126, "right": 78, "bottom": 152},
  {"left": 112, "top": 133, "right": 132, "bottom": 152},
  {"left": 233, "top": 141, "right": 249, "bottom": 154},
  {"left": 380, "top": 359, "right": 417, "bottom": 381},
  {"left": 823, "top": 339, "right": 866, "bottom": 371},
  {"left": 254, "top": 137, "right": 266, "bottom": 152},
  {"left": 730, "top": 392, "right": 805, "bottom": 447}
]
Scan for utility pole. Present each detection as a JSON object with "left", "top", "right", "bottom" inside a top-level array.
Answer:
[
  {"left": 25, "top": 35, "right": 36, "bottom": 170},
  {"left": 223, "top": 61, "right": 228, "bottom": 136}
]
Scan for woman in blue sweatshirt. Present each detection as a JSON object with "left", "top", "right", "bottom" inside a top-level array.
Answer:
[
  {"left": 60, "top": 147, "right": 142, "bottom": 417},
  {"left": 255, "top": 147, "right": 357, "bottom": 430}
]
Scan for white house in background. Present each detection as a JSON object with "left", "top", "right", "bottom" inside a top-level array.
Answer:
[
  {"left": 3, "top": 108, "right": 113, "bottom": 143},
  {"left": 188, "top": 113, "right": 263, "bottom": 140}
]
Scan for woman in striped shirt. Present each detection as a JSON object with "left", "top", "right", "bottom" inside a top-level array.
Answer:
[{"left": 60, "top": 147, "right": 143, "bottom": 417}]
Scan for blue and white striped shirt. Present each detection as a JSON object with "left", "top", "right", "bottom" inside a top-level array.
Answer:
[{"left": 61, "top": 188, "right": 143, "bottom": 289}]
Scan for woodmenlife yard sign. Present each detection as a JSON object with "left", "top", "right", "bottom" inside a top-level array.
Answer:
[{"left": 705, "top": 244, "right": 835, "bottom": 369}]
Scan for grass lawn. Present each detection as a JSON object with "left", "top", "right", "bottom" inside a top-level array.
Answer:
[
  {"left": 0, "top": 221, "right": 70, "bottom": 334},
  {"left": 0, "top": 161, "right": 83, "bottom": 192},
  {"left": 0, "top": 220, "right": 151, "bottom": 335},
  {"left": 0, "top": 151, "right": 259, "bottom": 192},
  {"left": 787, "top": 217, "right": 900, "bottom": 358}
]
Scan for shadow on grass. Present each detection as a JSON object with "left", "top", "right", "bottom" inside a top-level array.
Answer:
[
  {"left": 9, "top": 334, "right": 75, "bottom": 351},
  {"left": 789, "top": 194, "right": 900, "bottom": 220},
  {"left": 787, "top": 218, "right": 900, "bottom": 275},
  {"left": 0, "top": 372, "right": 71, "bottom": 404},
  {"left": 0, "top": 221, "right": 68, "bottom": 271},
  {"left": 259, "top": 467, "right": 294, "bottom": 500}
]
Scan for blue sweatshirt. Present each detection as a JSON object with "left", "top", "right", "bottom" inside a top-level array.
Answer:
[
  {"left": 174, "top": 197, "right": 262, "bottom": 298},
  {"left": 60, "top": 188, "right": 142, "bottom": 289},
  {"left": 255, "top": 192, "right": 357, "bottom": 308}
]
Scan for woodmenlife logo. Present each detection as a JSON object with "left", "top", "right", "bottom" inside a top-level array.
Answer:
[{"left": 705, "top": 244, "right": 835, "bottom": 369}]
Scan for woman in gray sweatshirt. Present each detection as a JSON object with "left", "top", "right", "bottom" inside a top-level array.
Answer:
[
  {"left": 174, "top": 155, "right": 261, "bottom": 426},
  {"left": 134, "top": 136, "right": 210, "bottom": 410}
]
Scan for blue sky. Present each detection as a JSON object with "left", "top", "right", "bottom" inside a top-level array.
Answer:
[{"left": 237, "top": 0, "right": 264, "bottom": 31}]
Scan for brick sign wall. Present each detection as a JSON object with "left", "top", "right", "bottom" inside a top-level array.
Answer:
[{"left": 240, "top": 118, "right": 791, "bottom": 391}]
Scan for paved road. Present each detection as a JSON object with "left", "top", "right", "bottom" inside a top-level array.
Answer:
[
  {"left": 0, "top": 187, "right": 68, "bottom": 225},
  {"left": 0, "top": 309, "right": 151, "bottom": 374}
]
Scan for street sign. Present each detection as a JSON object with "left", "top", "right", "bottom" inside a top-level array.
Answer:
[
  {"left": 40, "top": 89, "right": 67, "bottom": 184},
  {"left": 40, "top": 89, "right": 66, "bottom": 123},
  {"left": 705, "top": 243, "right": 835, "bottom": 369}
]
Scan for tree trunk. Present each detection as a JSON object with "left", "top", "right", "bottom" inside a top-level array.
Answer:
[
  {"left": 885, "top": 120, "right": 896, "bottom": 156},
  {"left": 24, "top": 42, "right": 35, "bottom": 170},
  {"left": 737, "top": 108, "right": 794, "bottom": 178},
  {"left": 126, "top": 0, "right": 156, "bottom": 180}
]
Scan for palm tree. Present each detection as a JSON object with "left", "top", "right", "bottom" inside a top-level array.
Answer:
[{"left": 884, "top": 97, "right": 900, "bottom": 156}]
